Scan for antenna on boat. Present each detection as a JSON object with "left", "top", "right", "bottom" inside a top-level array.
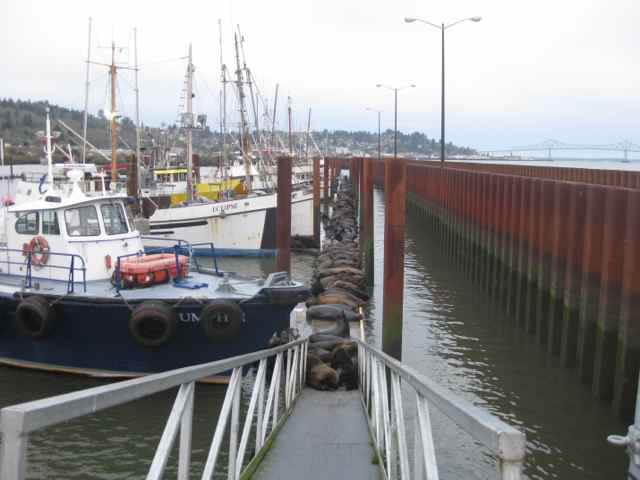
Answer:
[
  {"left": 288, "top": 96, "right": 293, "bottom": 155},
  {"left": 271, "top": 84, "right": 279, "bottom": 154},
  {"left": 110, "top": 41, "right": 118, "bottom": 183},
  {"left": 305, "top": 108, "right": 311, "bottom": 164},
  {"left": 219, "top": 19, "right": 229, "bottom": 195},
  {"left": 45, "top": 108, "right": 54, "bottom": 191},
  {"left": 184, "top": 43, "right": 195, "bottom": 203},
  {"left": 81, "top": 17, "right": 92, "bottom": 164},
  {"left": 134, "top": 27, "right": 142, "bottom": 205}
]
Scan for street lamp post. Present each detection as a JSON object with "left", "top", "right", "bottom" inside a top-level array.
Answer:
[
  {"left": 376, "top": 84, "right": 416, "bottom": 159},
  {"left": 405, "top": 16, "right": 481, "bottom": 164},
  {"left": 366, "top": 108, "right": 382, "bottom": 161}
]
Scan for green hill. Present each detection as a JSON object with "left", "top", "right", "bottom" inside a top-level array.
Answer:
[{"left": 0, "top": 98, "right": 136, "bottom": 164}]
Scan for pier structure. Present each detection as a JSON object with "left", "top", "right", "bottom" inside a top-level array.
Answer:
[
  {"left": 342, "top": 157, "right": 640, "bottom": 420},
  {"left": 0, "top": 336, "right": 525, "bottom": 480}
]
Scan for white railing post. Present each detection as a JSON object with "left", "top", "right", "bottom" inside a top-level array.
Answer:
[
  {"left": 147, "top": 382, "right": 195, "bottom": 480},
  {"left": 273, "top": 353, "right": 282, "bottom": 425},
  {"left": 201, "top": 368, "right": 242, "bottom": 480},
  {"left": 261, "top": 354, "right": 283, "bottom": 446},
  {"left": 178, "top": 381, "right": 195, "bottom": 480},
  {"left": 256, "top": 361, "right": 266, "bottom": 454},
  {"left": 227, "top": 368, "right": 242, "bottom": 480},
  {"left": 0, "top": 427, "right": 28, "bottom": 480},
  {"left": 379, "top": 363, "right": 393, "bottom": 477},
  {"left": 235, "top": 359, "right": 267, "bottom": 478},
  {"left": 285, "top": 348, "right": 292, "bottom": 410},
  {"left": 415, "top": 394, "right": 439, "bottom": 480}
]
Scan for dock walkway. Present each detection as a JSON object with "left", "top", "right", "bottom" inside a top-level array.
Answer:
[{"left": 253, "top": 388, "right": 380, "bottom": 480}]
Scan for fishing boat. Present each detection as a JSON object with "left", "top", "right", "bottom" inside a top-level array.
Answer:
[{"left": 0, "top": 109, "right": 308, "bottom": 378}]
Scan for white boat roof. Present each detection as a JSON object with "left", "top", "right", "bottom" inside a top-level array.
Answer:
[{"left": 9, "top": 189, "right": 129, "bottom": 213}]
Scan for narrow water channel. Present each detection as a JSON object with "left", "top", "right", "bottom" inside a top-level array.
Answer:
[{"left": 367, "top": 187, "right": 627, "bottom": 479}]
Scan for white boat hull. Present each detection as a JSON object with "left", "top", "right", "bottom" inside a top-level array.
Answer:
[{"left": 144, "top": 190, "right": 315, "bottom": 256}]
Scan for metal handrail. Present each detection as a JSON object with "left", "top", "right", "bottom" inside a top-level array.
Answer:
[
  {"left": 140, "top": 236, "right": 220, "bottom": 275},
  {"left": 0, "top": 247, "right": 87, "bottom": 293},
  {"left": 0, "top": 337, "right": 308, "bottom": 480},
  {"left": 356, "top": 339, "right": 526, "bottom": 479}
]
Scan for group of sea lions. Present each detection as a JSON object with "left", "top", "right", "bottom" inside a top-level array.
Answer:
[{"left": 305, "top": 177, "right": 368, "bottom": 391}]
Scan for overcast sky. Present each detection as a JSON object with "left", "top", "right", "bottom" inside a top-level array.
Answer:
[{"left": 2, "top": 0, "right": 639, "bottom": 150}]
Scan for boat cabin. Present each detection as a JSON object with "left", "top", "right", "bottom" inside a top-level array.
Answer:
[{"left": 0, "top": 179, "right": 143, "bottom": 284}]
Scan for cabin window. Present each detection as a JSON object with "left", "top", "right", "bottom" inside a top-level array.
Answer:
[
  {"left": 101, "top": 203, "right": 128, "bottom": 235},
  {"left": 41, "top": 211, "right": 60, "bottom": 235},
  {"left": 15, "top": 212, "right": 39, "bottom": 235},
  {"left": 64, "top": 206, "right": 101, "bottom": 237}
]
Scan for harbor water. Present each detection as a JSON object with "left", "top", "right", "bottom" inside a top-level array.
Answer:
[{"left": 0, "top": 166, "right": 631, "bottom": 478}]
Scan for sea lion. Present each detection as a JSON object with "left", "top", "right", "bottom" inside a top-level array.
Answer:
[
  {"left": 331, "top": 344, "right": 358, "bottom": 390},
  {"left": 306, "top": 304, "right": 362, "bottom": 322},
  {"left": 306, "top": 354, "right": 338, "bottom": 391}
]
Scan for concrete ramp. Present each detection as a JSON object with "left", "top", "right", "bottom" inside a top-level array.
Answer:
[{"left": 253, "top": 388, "right": 380, "bottom": 479}]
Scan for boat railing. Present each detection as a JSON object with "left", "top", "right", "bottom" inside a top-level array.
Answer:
[
  {"left": 0, "top": 247, "right": 87, "bottom": 293},
  {"left": 20, "top": 173, "right": 128, "bottom": 195},
  {"left": 139, "top": 237, "right": 220, "bottom": 277},
  {"left": 0, "top": 337, "right": 309, "bottom": 480},
  {"left": 356, "top": 339, "right": 526, "bottom": 479}
]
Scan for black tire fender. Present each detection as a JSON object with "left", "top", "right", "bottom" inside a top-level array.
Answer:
[
  {"left": 16, "top": 295, "right": 56, "bottom": 339},
  {"left": 200, "top": 300, "right": 244, "bottom": 343},
  {"left": 129, "top": 301, "right": 177, "bottom": 348}
]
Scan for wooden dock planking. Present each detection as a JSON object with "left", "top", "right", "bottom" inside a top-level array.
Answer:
[{"left": 252, "top": 389, "right": 380, "bottom": 479}]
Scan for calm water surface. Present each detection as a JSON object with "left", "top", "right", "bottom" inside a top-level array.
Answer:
[{"left": 0, "top": 167, "right": 631, "bottom": 478}]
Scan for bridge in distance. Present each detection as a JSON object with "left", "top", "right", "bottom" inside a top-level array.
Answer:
[{"left": 481, "top": 139, "right": 640, "bottom": 160}]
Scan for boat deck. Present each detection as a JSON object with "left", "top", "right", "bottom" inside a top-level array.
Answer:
[
  {"left": 252, "top": 389, "right": 380, "bottom": 480},
  {"left": 0, "top": 269, "right": 268, "bottom": 300}
]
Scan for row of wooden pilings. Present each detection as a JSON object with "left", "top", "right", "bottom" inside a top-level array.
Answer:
[{"left": 318, "top": 156, "right": 640, "bottom": 422}]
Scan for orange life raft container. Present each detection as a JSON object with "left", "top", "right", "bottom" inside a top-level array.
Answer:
[{"left": 117, "top": 254, "right": 189, "bottom": 288}]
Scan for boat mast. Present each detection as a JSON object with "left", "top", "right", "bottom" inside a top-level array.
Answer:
[
  {"left": 219, "top": 19, "right": 228, "bottom": 189},
  {"left": 82, "top": 17, "right": 92, "bottom": 164},
  {"left": 305, "top": 108, "right": 311, "bottom": 164},
  {"left": 110, "top": 41, "right": 118, "bottom": 182},
  {"left": 134, "top": 27, "right": 141, "bottom": 199},
  {"left": 45, "top": 108, "right": 54, "bottom": 190},
  {"left": 270, "top": 84, "right": 279, "bottom": 154},
  {"left": 287, "top": 96, "right": 293, "bottom": 155},
  {"left": 185, "top": 44, "right": 194, "bottom": 203},
  {"left": 233, "top": 32, "right": 251, "bottom": 192},
  {"left": 237, "top": 27, "right": 261, "bottom": 149}
]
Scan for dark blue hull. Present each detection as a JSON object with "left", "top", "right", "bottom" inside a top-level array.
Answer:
[{"left": 0, "top": 295, "right": 293, "bottom": 374}]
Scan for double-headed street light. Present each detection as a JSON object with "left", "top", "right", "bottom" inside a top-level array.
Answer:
[
  {"left": 404, "top": 16, "right": 481, "bottom": 163},
  {"left": 376, "top": 84, "right": 416, "bottom": 159},
  {"left": 366, "top": 107, "right": 382, "bottom": 162}
]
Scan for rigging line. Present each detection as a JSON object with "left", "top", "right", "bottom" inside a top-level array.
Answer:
[
  {"left": 195, "top": 72, "right": 220, "bottom": 106},
  {"left": 138, "top": 56, "right": 188, "bottom": 68}
]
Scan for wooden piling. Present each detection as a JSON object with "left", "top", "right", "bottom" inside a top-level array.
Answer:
[
  {"left": 613, "top": 189, "right": 640, "bottom": 419},
  {"left": 276, "top": 156, "right": 292, "bottom": 273},
  {"left": 360, "top": 158, "right": 374, "bottom": 286},
  {"left": 560, "top": 183, "right": 587, "bottom": 367},
  {"left": 323, "top": 157, "right": 329, "bottom": 211},
  {"left": 576, "top": 185, "right": 606, "bottom": 384},
  {"left": 382, "top": 157, "right": 406, "bottom": 360},
  {"left": 592, "top": 188, "right": 628, "bottom": 400},
  {"left": 313, "top": 156, "right": 321, "bottom": 248},
  {"left": 524, "top": 179, "right": 541, "bottom": 334},
  {"left": 547, "top": 182, "right": 571, "bottom": 355}
]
